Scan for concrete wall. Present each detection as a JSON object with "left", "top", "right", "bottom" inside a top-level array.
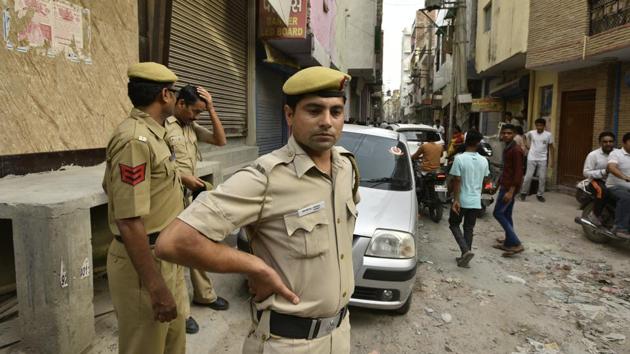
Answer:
[
  {"left": 310, "top": 0, "right": 337, "bottom": 67},
  {"left": 475, "top": 0, "right": 529, "bottom": 74},
  {"left": 341, "top": 0, "right": 376, "bottom": 71},
  {"left": 0, "top": 0, "right": 138, "bottom": 156},
  {"left": 530, "top": 71, "right": 559, "bottom": 134}
]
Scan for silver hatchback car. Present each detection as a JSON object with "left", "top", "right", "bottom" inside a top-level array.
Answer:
[
  {"left": 237, "top": 125, "right": 418, "bottom": 314},
  {"left": 338, "top": 125, "right": 418, "bottom": 314}
]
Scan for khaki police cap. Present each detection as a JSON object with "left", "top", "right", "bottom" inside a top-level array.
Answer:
[
  {"left": 128, "top": 62, "right": 178, "bottom": 83},
  {"left": 282, "top": 66, "right": 350, "bottom": 96}
]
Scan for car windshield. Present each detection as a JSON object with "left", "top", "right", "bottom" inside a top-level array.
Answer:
[
  {"left": 398, "top": 129, "right": 432, "bottom": 142},
  {"left": 337, "top": 132, "right": 413, "bottom": 191}
]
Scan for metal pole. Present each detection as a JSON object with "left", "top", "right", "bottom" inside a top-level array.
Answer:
[
  {"left": 455, "top": 0, "right": 469, "bottom": 128},
  {"left": 427, "top": 17, "right": 434, "bottom": 125}
]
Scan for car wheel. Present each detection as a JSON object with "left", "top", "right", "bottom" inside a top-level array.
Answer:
[{"left": 393, "top": 292, "right": 412, "bottom": 315}]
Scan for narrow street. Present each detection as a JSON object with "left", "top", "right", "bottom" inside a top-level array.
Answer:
[{"left": 70, "top": 192, "right": 630, "bottom": 354}]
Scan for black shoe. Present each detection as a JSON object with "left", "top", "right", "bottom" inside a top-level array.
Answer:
[
  {"left": 519, "top": 194, "right": 526, "bottom": 201},
  {"left": 536, "top": 195, "right": 546, "bottom": 203},
  {"left": 194, "top": 297, "right": 230, "bottom": 311},
  {"left": 457, "top": 251, "right": 474, "bottom": 268},
  {"left": 186, "top": 316, "right": 199, "bottom": 334}
]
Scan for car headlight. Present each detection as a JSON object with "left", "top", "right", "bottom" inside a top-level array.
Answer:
[{"left": 365, "top": 230, "right": 415, "bottom": 259}]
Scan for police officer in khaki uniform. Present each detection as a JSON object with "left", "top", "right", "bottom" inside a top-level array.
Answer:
[
  {"left": 165, "top": 85, "right": 229, "bottom": 334},
  {"left": 104, "top": 62, "right": 187, "bottom": 354},
  {"left": 156, "top": 66, "right": 359, "bottom": 354}
]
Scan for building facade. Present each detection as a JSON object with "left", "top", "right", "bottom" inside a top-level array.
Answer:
[
  {"left": 527, "top": 0, "right": 630, "bottom": 187},
  {"left": 400, "top": 27, "right": 414, "bottom": 121},
  {"left": 475, "top": 0, "right": 530, "bottom": 136},
  {"left": 409, "top": 10, "right": 438, "bottom": 124}
]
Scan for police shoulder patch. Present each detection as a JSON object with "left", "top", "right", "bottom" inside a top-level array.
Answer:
[{"left": 119, "top": 163, "right": 147, "bottom": 186}]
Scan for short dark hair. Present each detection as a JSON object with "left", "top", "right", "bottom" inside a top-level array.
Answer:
[
  {"left": 453, "top": 125, "right": 462, "bottom": 133},
  {"left": 435, "top": 119, "right": 441, "bottom": 123},
  {"left": 285, "top": 93, "right": 346, "bottom": 110},
  {"left": 623, "top": 132, "right": 630, "bottom": 143},
  {"left": 535, "top": 118, "right": 546, "bottom": 126},
  {"left": 426, "top": 131, "right": 440, "bottom": 142},
  {"left": 465, "top": 130, "right": 483, "bottom": 147},
  {"left": 505, "top": 112, "right": 513, "bottom": 117},
  {"left": 515, "top": 125, "right": 524, "bottom": 135},
  {"left": 127, "top": 79, "right": 171, "bottom": 107},
  {"left": 599, "top": 131, "right": 615, "bottom": 142},
  {"left": 501, "top": 123, "right": 516, "bottom": 132},
  {"left": 177, "top": 85, "right": 207, "bottom": 106}
]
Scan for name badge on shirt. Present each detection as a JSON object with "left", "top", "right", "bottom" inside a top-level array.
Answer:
[{"left": 298, "top": 201, "right": 325, "bottom": 217}]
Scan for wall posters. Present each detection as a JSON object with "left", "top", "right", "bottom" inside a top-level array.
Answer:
[{"left": 2, "top": 0, "right": 91, "bottom": 63}]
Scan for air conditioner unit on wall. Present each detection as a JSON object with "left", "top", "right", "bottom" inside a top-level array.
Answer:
[{"left": 425, "top": 0, "right": 443, "bottom": 11}]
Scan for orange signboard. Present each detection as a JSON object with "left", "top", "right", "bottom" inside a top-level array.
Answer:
[{"left": 258, "top": 0, "right": 307, "bottom": 39}]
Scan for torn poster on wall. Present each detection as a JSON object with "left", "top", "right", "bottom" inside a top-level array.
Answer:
[{"left": 1, "top": 0, "right": 92, "bottom": 63}]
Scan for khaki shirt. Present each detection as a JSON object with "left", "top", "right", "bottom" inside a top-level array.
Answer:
[
  {"left": 178, "top": 136, "right": 360, "bottom": 318},
  {"left": 417, "top": 142, "right": 442, "bottom": 172},
  {"left": 165, "top": 116, "right": 199, "bottom": 175},
  {"left": 103, "top": 108, "right": 184, "bottom": 235}
]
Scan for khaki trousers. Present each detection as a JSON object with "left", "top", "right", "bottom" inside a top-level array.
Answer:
[
  {"left": 182, "top": 194, "right": 218, "bottom": 317},
  {"left": 242, "top": 311, "right": 351, "bottom": 354},
  {"left": 182, "top": 268, "right": 218, "bottom": 317},
  {"left": 107, "top": 240, "right": 186, "bottom": 354}
]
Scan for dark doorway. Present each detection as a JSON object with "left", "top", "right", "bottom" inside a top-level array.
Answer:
[{"left": 557, "top": 90, "right": 596, "bottom": 186}]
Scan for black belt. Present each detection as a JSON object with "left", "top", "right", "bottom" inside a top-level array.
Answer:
[
  {"left": 256, "top": 306, "right": 348, "bottom": 340},
  {"left": 114, "top": 232, "right": 160, "bottom": 245}
]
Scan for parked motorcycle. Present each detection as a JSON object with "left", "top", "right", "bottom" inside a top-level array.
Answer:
[{"left": 574, "top": 179, "right": 622, "bottom": 243}]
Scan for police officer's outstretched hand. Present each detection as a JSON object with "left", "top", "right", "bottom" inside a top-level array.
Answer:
[
  {"left": 150, "top": 284, "right": 178, "bottom": 322},
  {"left": 248, "top": 260, "right": 300, "bottom": 305}
]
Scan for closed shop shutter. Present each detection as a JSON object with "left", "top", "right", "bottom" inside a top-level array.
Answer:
[
  {"left": 169, "top": 0, "right": 248, "bottom": 137},
  {"left": 256, "top": 64, "right": 287, "bottom": 155}
]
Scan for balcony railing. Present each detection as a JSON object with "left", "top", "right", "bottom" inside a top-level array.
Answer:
[{"left": 590, "top": 0, "right": 630, "bottom": 35}]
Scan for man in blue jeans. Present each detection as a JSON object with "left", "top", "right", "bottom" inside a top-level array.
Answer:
[
  {"left": 448, "top": 130, "right": 491, "bottom": 267},
  {"left": 493, "top": 124, "right": 525, "bottom": 256}
]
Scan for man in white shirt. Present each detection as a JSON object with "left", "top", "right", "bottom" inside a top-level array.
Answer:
[
  {"left": 433, "top": 118, "right": 445, "bottom": 135},
  {"left": 583, "top": 132, "right": 616, "bottom": 224},
  {"left": 606, "top": 132, "right": 630, "bottom": 239},
  {"left": 520, "top": 118, "right": 554, "bottom": 202}
]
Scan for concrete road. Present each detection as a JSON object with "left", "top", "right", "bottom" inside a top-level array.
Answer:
[{"left": 5, "top": 192, "right": 629, "bottom": 354}]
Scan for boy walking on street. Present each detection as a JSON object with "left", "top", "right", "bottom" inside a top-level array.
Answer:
[
  {"left": 494, "top": 124, "right": 525, "bottom": 257},
  {"left": 521, "top": 118, "right": 554, "bottom": 202},
  {"left": 448, "top": 130, "right": 490, "bottom": 267}
]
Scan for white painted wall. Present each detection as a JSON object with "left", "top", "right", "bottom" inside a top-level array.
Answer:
[{"left": 338, "top": 0, "right": 377, "bottom": 71}]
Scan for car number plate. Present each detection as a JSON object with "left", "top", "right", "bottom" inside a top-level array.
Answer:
[{"left": 434, "top": 185, "right": 447, "bottom": 192}]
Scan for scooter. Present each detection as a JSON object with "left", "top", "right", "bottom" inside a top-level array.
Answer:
[{"left": 573, "top": 179, "right": 624, "bottom": 243}]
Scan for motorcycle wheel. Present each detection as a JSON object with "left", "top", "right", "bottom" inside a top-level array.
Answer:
[
  {"left": 581, "top": 203, "right": 610, "bottom": 244},
  {"left": 429, "top": 202, "right": 443, "bottom": 223}
]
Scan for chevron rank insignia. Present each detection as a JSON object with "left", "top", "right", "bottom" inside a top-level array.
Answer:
[{"left": 119, "top": 163, "right": 147, "bottom": 186}]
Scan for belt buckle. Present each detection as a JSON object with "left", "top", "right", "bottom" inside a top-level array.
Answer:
[{"left": 312, "top": 314, "right": 341, "bottom": 339}]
